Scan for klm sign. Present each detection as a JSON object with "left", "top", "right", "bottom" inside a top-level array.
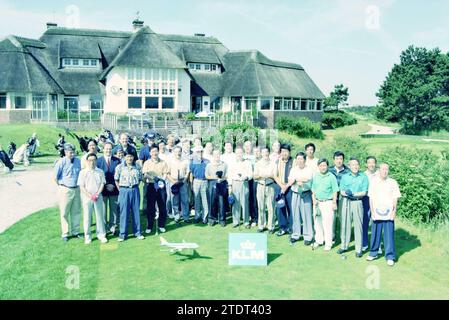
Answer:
[{"left": 228, "top": 233, "right": 267, "bottom": 266}]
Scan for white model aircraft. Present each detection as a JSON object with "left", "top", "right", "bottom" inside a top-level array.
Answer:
[{"left": 160, "top": 236, "right": 199, "bottom": 253}]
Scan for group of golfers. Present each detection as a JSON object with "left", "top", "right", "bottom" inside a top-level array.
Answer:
[{"left": 54, "top": 131, "right": 401, "bottom": 266}]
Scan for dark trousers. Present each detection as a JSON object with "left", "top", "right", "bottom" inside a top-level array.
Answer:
[
  {"left": 118, "top": 187, "right": 141, "bottom": 239},
  {"left": 146, "top": 183, "right": 167, "bottom": 230},
  {"left": 362, "top": 196, "right": 371, "bottom": 248},
  {"left": 248, "top": 179, "right": 258, "bottom": 224},
  {"left": 369, "top": 220, "right": 396, "bottom": 260},
  {"left": 274, "top": 185, "right": 292, "bottom": 232},
  {"left": 208, "top": 180, "right": 228, "bottom": 223},
  {"left": 0, "top": 150, "right": 14, "bottom": 170}
]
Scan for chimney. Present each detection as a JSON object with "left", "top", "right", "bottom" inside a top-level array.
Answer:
[
  {"left": 194, "top": 33, "right": 205, "bottom": 37},
  {"left": 46, "top": 22, "right": 58, "bottom": 29},
  {"left": 132, "top": 19, "right": 144, "bottom": 32}
]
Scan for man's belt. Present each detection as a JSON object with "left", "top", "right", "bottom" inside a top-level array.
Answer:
[
  {"left": 120, "top": 185, "right": 138, "bottom": 189},
  {"left": 258, "top": 179, "right": 274, "bottom": 186},
  {"left": 60, "top": 184, "right": 78, "bottom": 189},
  {"left": 317, "top": 198, "right": 333, "bottom": 202},
  {"left": 292, "top": 189, "right": 312, "bottom": 195}
]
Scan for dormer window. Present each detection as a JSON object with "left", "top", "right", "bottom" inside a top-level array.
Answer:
[
  {"left": 188, "top": 63, "right": 221, "bottom": 74},
  {"left": 62, "top": 58, "right": 100, "bottom": 69}
]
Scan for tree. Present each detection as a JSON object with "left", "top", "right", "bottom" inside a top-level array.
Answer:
[
  {"left": 324, "top": 84, "right": 349, "bottom": 111},
  {"left": 376, "top": 45, "right": 449, "bottom": 134}
]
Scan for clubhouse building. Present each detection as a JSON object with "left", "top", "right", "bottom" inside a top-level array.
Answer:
[{"left": 0, "top": 19, "right": 325, "bottom": 126}]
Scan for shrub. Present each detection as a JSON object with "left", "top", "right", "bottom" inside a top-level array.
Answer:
[
  {"left": 317, "top": 134, "right": 368, "bottom": 161},
  {"left": 378, "top": 147, "right": 449, "bottom": 225},
  {"left": 321, "top": 110, "right": 357, "bottom": 129},
  {"left": 275, "top": 117, "right": 324, "bottom": 140}
]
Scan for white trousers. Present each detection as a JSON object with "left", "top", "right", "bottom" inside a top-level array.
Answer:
[
  {"left": 314, "top": 200, "right": 335, "bottom": 249},
  {"left": 82, "top": 194, "right": 106, "bottom": 240}
]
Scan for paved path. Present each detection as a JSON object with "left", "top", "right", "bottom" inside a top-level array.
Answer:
[
  {"left": 0, "top": 166, "right": 57, "bottom": 233},
  {"left": 364, "top": 124, "right": 397, "bottom": 135}
]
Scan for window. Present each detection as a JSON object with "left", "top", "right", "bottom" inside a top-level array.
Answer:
[
  {"left": 135, "top": 69, "right": 142, "bottom": 80},
  {"left": 128, "top": 82, "right": 134, "bottom": 94},
  {"left": 90, "top": 60, "right": 97, "bottom": 66},
  {"left": 293, "top": 99, "right": 300, "bottom": 111},
  {"left": 245, "top": 97, "right": 257, "bottom": 111},
  {"left": 211, "top": 97, "right": 222, "bottom": 111},
  {"left": 308, "top": 100, "right": 316, "bottom": 111},
  {"left": 145, "top": 83, "right": 151, "bottom": 95},
  {"left": 162, "top": 97, "right": 174, "bottom": 109},
  {"left": 153, "top": 83, "right": 160, "bottom": 95},
  {"left": 188, "top": 63, "right": 195, "bottom": 69},
  {"left": 260, "top": 98, "right": 271, "bottom": 110},
  {"left": 274, "top": 97, "right": 282, "bottom": 110},
  {"left": 212, "top": 64, "right": 217, "bottom": 71},
  {"left": 128, "top": 97, "right": 142, "bottom": 109},
  {"left": 83, "top": 59, "right": 90, "bottom": 66},
  {"left": 128, "top": 68, "right": 135, "bottom": 80},
  {"left": 317, "top": 100, "right": 322, "bottom": 111},
  {"left": 90, "top": 96, "right": 103, "bottom": 111},
  {"left": 169, "top": 83, "right": 176, "bottom": 96},
  {"left": 14, "top": 95, "right": 27, "bottom": 109},
  {"left": 0, "top": 93, "right": 6, "bottom": 109},
  {"left": 283, "top": 98, "right": 292, "bottom": 110},
  {"left": 195, "top": 64, "right": 201, "bottom": 70},
  {"left": 145, "top": 97, "right": 159, "bottom": 109},
  {"left": 161, "top": 69, "right": 168, "bottom": 81},
  {"left": 63, "top": 58, "right": 71, "bottom": 66},
  {"left": 169, "top": 69, "right": 177, "bottom": 81},
  {"left": 64, "top": 96, "right": 78, "bottom": 112},
  {"left": 162, "top": 83, "right": 168, "bottom": 96},
  {"left": 301, "top": 100, "right": 307, "bottom": 111},
  {"left": 72, "top": 59, "right": 79, "bottom": 66},
  {"left": 205, "top": 64, "right": 210, "bottom": 71},
  {"left": 136, "top": 82, "right": 142, "bottom": 95}
]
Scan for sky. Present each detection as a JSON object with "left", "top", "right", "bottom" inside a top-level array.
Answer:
[{"left": 1, "top": 0, "right": 449, "bottom": 106}]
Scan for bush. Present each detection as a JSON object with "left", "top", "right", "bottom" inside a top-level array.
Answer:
[
  {"left": 317, "top": 134, "right": 368, "bottom": 161},
  {"left": 275, "top": 117, "right": 324, "bottom": 140},
  {"left": 321, "top": 110, "right": 357, "bottom": 129},
  {"left": 378, "top": 147, "right": 449, "bottom": 225}
]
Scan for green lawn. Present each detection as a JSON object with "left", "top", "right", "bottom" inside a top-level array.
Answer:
[{"left": 0, "top": 207, "right": 448, "bottom": 300}]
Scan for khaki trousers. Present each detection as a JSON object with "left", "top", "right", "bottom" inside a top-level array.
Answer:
[
  {"left": 256, "top": 183, "right": 275, "bottom": 230},
  {"left": 314, "top": 200, "right": 335, "bottom": 249},
  {"left": 58, "top": 186, "right": 81, "bottom": 238}
]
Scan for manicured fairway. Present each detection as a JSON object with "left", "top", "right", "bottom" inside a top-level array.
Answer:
[{"left": 0, "top": 207, "right": 448, "bottom": 300}]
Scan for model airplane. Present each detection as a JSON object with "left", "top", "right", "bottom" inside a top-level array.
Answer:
[{"left": 160, "top": 236, "right": 199, "bottom": 253}]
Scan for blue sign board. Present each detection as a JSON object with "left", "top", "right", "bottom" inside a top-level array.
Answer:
[{"left": 228, "top": 233, "right": 267, "bottom": 266}]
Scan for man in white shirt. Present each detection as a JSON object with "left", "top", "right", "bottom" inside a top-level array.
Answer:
[
  {"left": 305, "top": 143, "right": 318, "bottom": 173},
  {"left": 362, "top": 156, "right": 380, "bottom": 252},
  {"left": 221, "top": 142, "right": 236, "bottom": 166},
  {"left": 167, "top": 146, "right": 190, "bottom": 223},
  {"left": 269, "top": 141, "right": 281, "bottom": 163},
  {"left": 227, "top": 147, "right": 253, "bottom": 228},
  {"left": 253, "top": 147, "right": 277, "bottom": 233},
  {"left": 78, "top": 153, "right": 107, "bottom": 244},
  {"left": 366, "top": 163, "right": 401, "bottom": 266},
  {"left": 287, "top": 152, "right": 314, "bottom": 245}
]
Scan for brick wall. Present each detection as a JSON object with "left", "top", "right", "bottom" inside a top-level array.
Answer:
[{"left": 0, "top": 110, "right": 32, "bottom": 124}]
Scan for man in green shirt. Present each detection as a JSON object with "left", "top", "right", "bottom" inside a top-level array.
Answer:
[
  {"left": 311, "top": 158, "right": 339, "bottom": 251},
  {"left": 338, "top": 158, "right": 369, "bottom": 257}
]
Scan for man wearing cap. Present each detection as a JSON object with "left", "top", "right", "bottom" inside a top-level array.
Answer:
[
  {"left": 338, "top": 158, "right": 369, "bottom": 257},
  {"left": 227, "top": 147, "right": 253, "bottom": 228},
  {"left": 253, "top": 147, "right": 277, "bottom": 233},
  {"left": 311, "top": 158, "right": 339, "bottom": 251},
  {"left": 243, "top": 140, "right": 258, "bottom": 228},
  {"left": 97, "top": 142, "right": 121, "bottom": 235},
  {"left": 54, "top": 144, "right": 82, "bottom": 242},
  {"left": 273, "top": 144, "right": 294, "bottom": 236},
  {"left": 142, "top": 145, "right": 170, "bottom": 234},
  {"left": 205, "top": 149, "right": 228, "bottom": 227},
  {"left": 114, "top": 153, "right": 144, "bottom": 242},
  {"left": 366, "top": 163, "right": 401, "bottom": 266},
  {"left": 287, "top": 152, "right": 314, "bottom": 245},
  {"left": 78, "top": 153, "right": 107, "bottom": 244},
  {"left": 113, "top": 133, "right": 138, "bottom": 161},
  {"left": 189, "top": 145, "right": 210, "bottom": 224},
  {"left": 167, "top": 146, "right": 190, "bottom": 223}
]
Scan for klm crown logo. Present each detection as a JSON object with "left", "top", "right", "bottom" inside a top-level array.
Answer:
[{"left": 240, "top": 240, "right": 256, "bottom": 250}]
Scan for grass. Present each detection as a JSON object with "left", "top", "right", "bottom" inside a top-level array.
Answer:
[{"left": 0, "top": 207, "right": 448, "bottom": 300}]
